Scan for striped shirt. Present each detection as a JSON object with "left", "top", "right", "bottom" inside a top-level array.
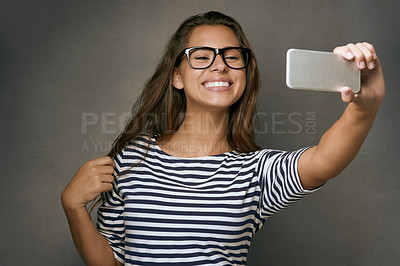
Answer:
[{"left": 97, "top": 137, "right": 318, "bottom": 265}]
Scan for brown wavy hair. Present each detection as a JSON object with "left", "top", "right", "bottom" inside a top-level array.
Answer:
[{"left": 108, "top": 11, "right": 260, "bottom": 159}]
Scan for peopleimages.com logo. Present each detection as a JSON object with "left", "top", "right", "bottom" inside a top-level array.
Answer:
[
  {"left": 80, "top": 111, "right": 317, "bottom": 152},
  {"left": 254, "top": 112, "right": 317, "bottom": 135}
]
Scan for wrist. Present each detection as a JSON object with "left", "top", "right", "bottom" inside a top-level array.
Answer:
[
  {"left": 346, "top": 102, "right": 380, "bottom": 122},
  {"left": 61, "top": 190, "right": 87, "bottom": 213}
]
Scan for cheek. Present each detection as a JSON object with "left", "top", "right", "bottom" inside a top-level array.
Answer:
[
  {"left": 237, "top": 72, "right": 247, "bottom": 92},
  {"left": 182, "top": 70, "right": 203, "bottom": 86}
]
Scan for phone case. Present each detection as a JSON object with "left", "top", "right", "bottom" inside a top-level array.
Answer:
[{"left": 286, "top": 48, "right": 360, "bottom": 93}]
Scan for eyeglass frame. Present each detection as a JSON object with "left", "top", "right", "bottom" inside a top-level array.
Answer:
[{"left": 176, "top": 46, "right": 252, "bottom": 70}]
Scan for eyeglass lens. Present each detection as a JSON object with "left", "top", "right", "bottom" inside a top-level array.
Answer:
[{"left": 188, "top": 48, "right": 247, "bottom": 69}]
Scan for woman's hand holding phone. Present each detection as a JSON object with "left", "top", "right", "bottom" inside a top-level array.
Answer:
[{"left": 334, "top": 42, "right": 386, "bottom": 111}]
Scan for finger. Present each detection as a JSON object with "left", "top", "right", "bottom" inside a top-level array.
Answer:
[
  {"left": 341, "top": 87, "right": 356, "bottom": 103},
  {"left": 361, "top": 42, "right": 377, "bottom": 59},
  {"left": 100, "top": 174, "right": 115, "bottom": 184},
  {"left": 100, "top": 183, "right": 113, "bottom": 193},
  {"left": 346, "top": 43, "right": 366, "bottom": 69},
  {"left": 92, "top": 156, "right": 115, "bottom": 167},
  {"left": 356, "top": 42, "right": 375, "bottom": 69},
  {"left": 97, "top": 166, "right": 115, "bottom": 175},
  {"left": 333, "top": 46, "right": 354, "bottom": 60}
]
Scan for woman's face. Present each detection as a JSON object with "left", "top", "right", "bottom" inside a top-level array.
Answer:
[{"left": 173, "top": 25, "right": 247, "bottom": 113}]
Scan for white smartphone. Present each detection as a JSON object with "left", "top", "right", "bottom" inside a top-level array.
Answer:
[{"left": 286, "top": 48, "right": 360, "bottom": 93}]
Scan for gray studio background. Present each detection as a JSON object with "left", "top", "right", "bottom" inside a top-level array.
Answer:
[{"left": 1, "top": 0, "right": 399, "bottom": 265}]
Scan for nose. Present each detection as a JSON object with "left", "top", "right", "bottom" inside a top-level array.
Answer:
[{"left": 210, "top": 54, "right": 227, "bottom": 72}]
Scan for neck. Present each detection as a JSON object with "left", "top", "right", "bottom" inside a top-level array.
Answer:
[{"left": 159, "top": 109, "right": 232, "bottom": 157}]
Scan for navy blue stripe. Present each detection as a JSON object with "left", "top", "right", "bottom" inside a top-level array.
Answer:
[
  {"left": 97, "top": 217, "right": 124, "bottom": 227},
  {"left": 124, "top": 249, "right": 246, "bottom": 259},
  {"left": 125, "top": 225, "right": 253, "bottom": 236},
  {"left": 125, "top": 233, "right": 252, "bottom": 243},
  {"left": 125, "top": 256, "right": 245, "bottom": 266},
  {"left": 118, "top": 169, "right": 256, "bottom": 188},
  {"left": 125, "top": 216, "right": 256, "bottom": 228},
  {"left": 97, "top": 212, "right": 123, "bottom": 223},
  {"left": 122, "top": 189, "right": 259, "bottom": 201},
  {"left": 96, "top": 221, "right": 124, "bottom": 232},
  {"left": 125, "top": 242, "right": 249, "bottom": 251},
  {"left": 124, "top": 147, "right": 230, "bottom": 165},
  {"left": 120, "top": 150, "right": 259, "bottom": 169},
  {"left": 125, "top": 198, "right": 259, "bottom": 210},
  {"left": 97, "top": 207, "right": 123, "bottom": 215},
  {"left": 117, "top": 163, "right": 258, "bottom": 180},
  {"left": 118, "top": 182, "right": 259, "bottom": 197},
  {"left": 125, "top": 207, "right": 258, "bottom": 218}
]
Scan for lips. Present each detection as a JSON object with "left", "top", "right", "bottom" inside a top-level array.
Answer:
[
  {"left": 203, "top": 81, "right": 231, "bottom": 88},
  {"left": 202, "top": 79, "right": 233, "bottom": 91}
]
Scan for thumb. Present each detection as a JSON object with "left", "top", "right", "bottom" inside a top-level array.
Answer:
[{"left": 340, "top": 87, "right": 356, "bottom": 103}]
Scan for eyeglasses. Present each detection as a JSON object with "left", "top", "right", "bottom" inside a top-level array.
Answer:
[{"left": 177, "top": 46, "right": 251, "bottom": 69}]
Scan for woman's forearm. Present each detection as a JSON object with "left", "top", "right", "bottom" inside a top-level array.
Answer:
[
  {"left": 62, "top": 196, "right": 117, "bottom": 266},
  {"left": 299, "top": 102, "right": 379, "bottom": 189},
  {"left": 61, "top": 156, "right": 120, "bottom": 265}
]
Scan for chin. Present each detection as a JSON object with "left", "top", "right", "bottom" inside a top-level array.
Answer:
[{"left": 206, "top": 99, "right": 238, "bottom": 109}]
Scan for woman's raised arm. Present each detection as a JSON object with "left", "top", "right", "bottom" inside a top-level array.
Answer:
[{"left": 298, "top": 42, "right": 386, "bottom": 189}]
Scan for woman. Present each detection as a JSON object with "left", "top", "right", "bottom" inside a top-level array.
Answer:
[{"left": 61, "top": 11, "right": 385, "bottom": 265}]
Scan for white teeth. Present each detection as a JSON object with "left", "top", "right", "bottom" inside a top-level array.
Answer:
[{"left": 203, "top": 81, "right": 230, "bottom": 88}]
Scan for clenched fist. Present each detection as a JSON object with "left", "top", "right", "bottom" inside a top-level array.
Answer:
[{"left": 61, "top": 156, "right": 115, "bottom": 211}]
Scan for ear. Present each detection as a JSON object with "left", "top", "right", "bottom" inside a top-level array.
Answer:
[{"left": 173, "top": 67, "right": 184, "bottom": 90}]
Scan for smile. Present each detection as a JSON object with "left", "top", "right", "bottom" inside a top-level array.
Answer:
[{"left": 203, "top": 81, "right": 232, "bottom": 88}]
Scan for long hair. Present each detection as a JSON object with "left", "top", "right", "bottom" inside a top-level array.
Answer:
[
  {"left": 89, "top": 11, "right": 261, "bottom": 213},
  {"left": 107, "top": 11, "right": 260, "bottom": 160}
]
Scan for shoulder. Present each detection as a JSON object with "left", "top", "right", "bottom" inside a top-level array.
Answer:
[
  {"left": 113, "top": 135, "right": 154, "bottom": 170},
  {"left": 255, "top": 147, "right": 312, "bottom": 171}
]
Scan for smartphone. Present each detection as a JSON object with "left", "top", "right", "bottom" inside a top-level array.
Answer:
[{"left": 286, "top": 48, "right": 360, "bottom": 93}]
